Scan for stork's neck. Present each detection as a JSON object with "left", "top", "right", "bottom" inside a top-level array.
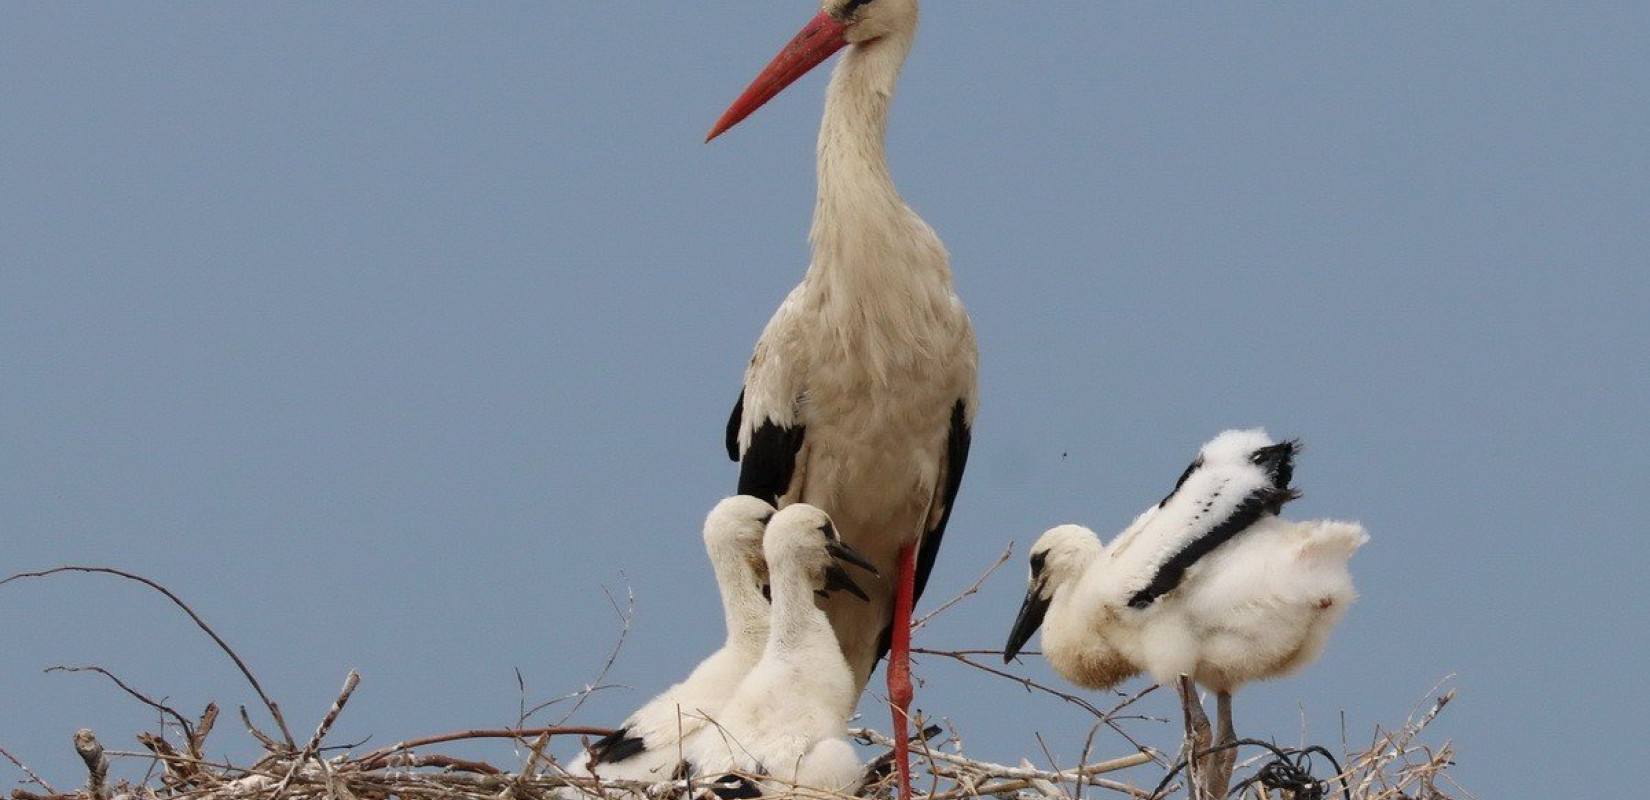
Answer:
[
  {"left": 808, "top": 29, "right": 922, "bottom": 278},
  {"left": 764, "top": 562, "right": 842, "bottom": 663},
  {"left": 708, "top": 551, "right": 769, "bottom": 655}
]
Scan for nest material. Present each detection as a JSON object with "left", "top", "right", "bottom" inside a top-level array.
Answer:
[
  {"left": 3, "top": 566, "right": 1467, "bottom": 800},
  {"left": 5, "top": 685, "right": 1463, "bottom": 800}
]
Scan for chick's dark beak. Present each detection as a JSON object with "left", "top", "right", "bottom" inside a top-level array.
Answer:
[
  {"left": 826, "top": 539, "right": 880, "bottom": 576},
  {"left": 821, "top": 562, "right": 871, "bottom": 602},
  {"left": 818, "top": 539, "right": 877, "bottom": 602},
  {"left": 1003, "top": 582, "right": 1052, "bottom": 663}
]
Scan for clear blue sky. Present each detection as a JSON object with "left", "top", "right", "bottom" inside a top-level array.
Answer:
[{"left": 3, "top": 4, "right": 1645, "bottom": 799}]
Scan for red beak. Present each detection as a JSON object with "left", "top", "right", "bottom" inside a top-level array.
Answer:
[{"left": 705, "top": 11, "right": 850, "bottom": 142}]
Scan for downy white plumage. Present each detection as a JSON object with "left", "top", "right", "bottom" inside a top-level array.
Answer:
[
  {"left": 570, "top": 496, "right": 776, "bottom": 782},
  {"left": 708, "top": 4, "right": 977, "bottom": 794},
  {"left": 681, "top": 503, "right": 878, "bottom": 796},
  {"left": 1004, "top": 429, "right": 1366, "bottom": 788}
]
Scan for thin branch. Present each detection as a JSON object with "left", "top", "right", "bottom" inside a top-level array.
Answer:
[
  {"left": 362, "top": 753, "right": 502, "bottom": 775},
  {"left": 238, "top": 705, "right": 283, "bottom": 754},
  {"left": 522, "top": 683, "right": 628, "bottom": 722},
  {"left": 547, "top": 577, "right": 635, "bottom": 728},
  {"left": 0, "top": 745, "right": 58, "bottom": 795},
  {"left": 912, "top": 545, "right": 1013, "bottom": 631},
  {"left": 45, "top": 665, "right": 193, "bottom": 739},
  {"left": 353, "top": 727, "right": 614, "bottom": 771},
  {"left": 854, "top": 728, "right": 1154, "bottom": 798},
  {"left": 2, "top": 566, "right": 296, "bottom": 750},
  {"left": 272, "top": 670, "right": 361, "bottom": 797},
  {"left": 912, "top": 647, "right": 1115, "bottom": 720}
]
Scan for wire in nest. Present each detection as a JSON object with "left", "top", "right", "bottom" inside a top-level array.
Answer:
[{"left": 1145, "top": 739, "right": 1350, "bottom": 800}]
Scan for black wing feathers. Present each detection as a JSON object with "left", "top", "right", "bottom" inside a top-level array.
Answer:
[
  {"left": 725, "top": 389, "right": 744, "bottom": 462},
  {"left": 913, "top": 399, "right": 972, "bottom": 606},
  {"left": 586, "top": 727, "right": 647, "bottom": 765},
  {"left": 736, "top": 418, "right": 806, "bottom": 505}
]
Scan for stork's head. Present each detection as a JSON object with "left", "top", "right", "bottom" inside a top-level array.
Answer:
[
  {"left": 825, "top": 0, "right": 920, "bottom": 43},
  {"left": 764, "top": 503, "right": 880, "bottom": 602},
  {"left": 1003, "top": 525, "right": 1103, "bottom": 663},
  {"left": 703, "top": 494, "right": 777, "bottom": 582},
  {"left": 705, "top": 0, "right": 920, "bottom": 141}
]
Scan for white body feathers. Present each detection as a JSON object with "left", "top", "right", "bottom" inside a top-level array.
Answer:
[
  {"left": 1015, "top": 429, "right": 1366, "bottom": 695},
  {"left": 1041, "top": 518, "right": 1365, "bottom": 693},
  {"left": 681, "top": 504, "right": 865, "bottom": 795},
  {"left": 570, "top": 496, "right": 775, "bottom": 782}
]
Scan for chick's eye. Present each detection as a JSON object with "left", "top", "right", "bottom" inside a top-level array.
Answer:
[{"left": 1029, "top": 551, "right": 1047, "bottom": 577}]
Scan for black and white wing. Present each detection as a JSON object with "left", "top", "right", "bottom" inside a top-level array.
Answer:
[{"left": 1114, "top": 429, "right": 1299, "bottom": 609}]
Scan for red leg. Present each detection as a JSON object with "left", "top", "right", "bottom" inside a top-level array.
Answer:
[{"left": 889, "top": 541, "right": 917, "bottom": 800}]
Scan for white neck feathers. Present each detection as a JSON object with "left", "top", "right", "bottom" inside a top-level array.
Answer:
[
  {"left": 708, "top": 547, "right": 769, "bottom": 655},
  {"left": 803, "top": 26, "right": 957, "bottom": 378}
]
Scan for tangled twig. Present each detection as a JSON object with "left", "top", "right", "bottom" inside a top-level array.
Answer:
[{"left": 1146, "top": 739, "right": 1350, "bottom": 800}]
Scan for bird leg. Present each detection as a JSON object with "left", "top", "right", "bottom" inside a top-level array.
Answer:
[
  {"left": 888, "top": 540, "right": 918, "bottom": 800},
  {"left": 1207, "top": 691, "right": 1237, "bottom": 799},
  {"left": 1176, "top": 676, "right": 1214, "bottom": 800}
]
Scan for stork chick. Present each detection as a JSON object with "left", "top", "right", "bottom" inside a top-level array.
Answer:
[
  {"left": 571, "top": 496, "right": 776, "bottom": 782},
  {"left": 682, "top": 503, "right": 879, "bottom": 796},
  {"left": 1004, "top": 430, "right": 1366, "bottom": 797}
]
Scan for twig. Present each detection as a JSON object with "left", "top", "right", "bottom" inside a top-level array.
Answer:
[
  {"left": 0, "top": 745, "right": 58, "bottom": 795},
  {"left": 547, "top": 577, "right": 635, "bottom": 727},
  {"left": 45, "top": 665, "right": 194, "bottom": 740},
  {"left": 102, "top": 749, "right": 272, "bottom": 777},
  {"left": 854, "top": 728, "right": 1154, "bottom": 798},
  {"left": 270, "top": 670, "right": 361, "bottom": 797},
  {"left": 239, "top": 705, "right": 283, "bottom": 754},
  {"left": 353, "top": 727, "right": 614, "bottom": 771},
  {"left": 1, "top": 566, "right": 297, "bottom": 750},
  {"left": 912, "top": 647, "right": 1116, "bottom": 720},
  {"left": 72, "top": 730, "right": 108, "bottom": 800},
  {"left": 912, "top": 545, "right": 1013, "bottom": 631},
  {"left": 363, "top": 753, "right": 502, "bottom": 775},
  {"left": 522, "top": 683, "right": 628, "bottom": 723},
  {"left": 136, "top": 731, "right": 193, "bottom": 788},
  {"left": 517, "top": 730, "right": 555, "bottom": 784},
  {"left": 191, "top": 703, "right": 220, "bottom": 761}
]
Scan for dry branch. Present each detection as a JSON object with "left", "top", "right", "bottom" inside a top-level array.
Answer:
[
  {"left": 73, "top": 730, "right": 107, "bottom": 800},
  {"left": 2, "top": 566, "right": 296, "bottom": 750},
  {"left": 0, "top": 745, "right": 57, "bottom": 796}
]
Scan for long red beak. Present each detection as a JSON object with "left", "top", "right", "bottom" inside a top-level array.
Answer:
[{"left": 705, "top": 11, "right": 850, "bottom": 142}]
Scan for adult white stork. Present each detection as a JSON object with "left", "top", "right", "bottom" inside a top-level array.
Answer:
[
  {"left": 570, "top": 496, "right": 776, "bottom": 782},
  {"left": 707, "top": 2, "right": 977, "bottom": 794},
  {"left": 681, "top": 503, "right": 879, "bottom": 796},
  {"left": 1004, "top": 430, "right": 1366, "bottom": 796}
]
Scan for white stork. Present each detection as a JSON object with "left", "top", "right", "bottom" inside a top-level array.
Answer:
[
  {"left": 681, "top": 503, "right": 878, "bottom": 796},
  {"left": 570, "top": 496, "right": 776, "bottom": 782},
  {"left": 707, "top": 2, "right": 977, "bottom": 794},
  {"left": 1004, "top": 430, "right": 1365, "bottom": 795}
]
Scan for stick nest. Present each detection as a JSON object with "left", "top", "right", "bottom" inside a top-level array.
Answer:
[{"left": 2, "top": 566, "right": 1469, "bottom": 800}]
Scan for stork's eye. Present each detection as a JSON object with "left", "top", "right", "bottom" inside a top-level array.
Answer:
[
  {"left": 835, "top": 0, "right": 873, "bottom": 21},
  {"left": 818, "top": 520, "right": 838, "bottom": 541},
  {"left": 1029, "top": 551, "right": 1047, "bottom": 578}
]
